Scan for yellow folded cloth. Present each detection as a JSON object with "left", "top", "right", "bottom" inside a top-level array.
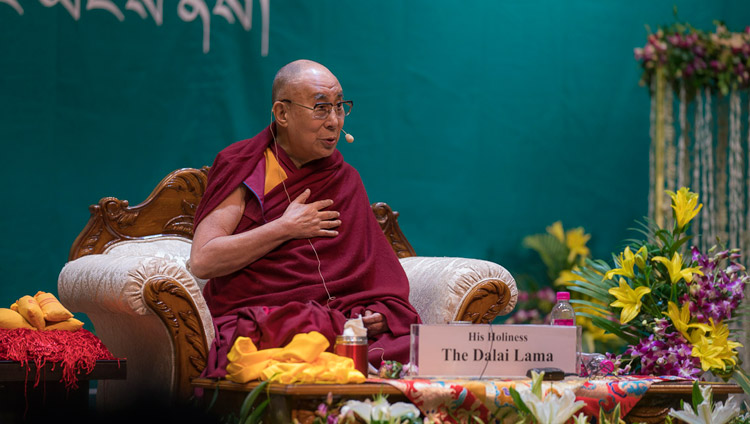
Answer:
[
  {"left": 226, "top": 331, "right": 366, "bottom": 385},
  {"left": 4, "top": 293, "right": 80, "bottom": 331},
  {"left": 0, "top": 308, "right": 35, "bottom": 330},
  {"left": 44, "top": 318, "right": 84, "bottom": 331},
  {"left": 16, "top": 295, "right": 45, "bottom": 329},
  {"left": 272, "top": 331, "right": 329, "bottom": 363},
  {"left": 34, "top": 291, "right": 74, "bottom": 322}
]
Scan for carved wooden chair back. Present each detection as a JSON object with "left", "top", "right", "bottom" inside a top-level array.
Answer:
[{"left": 69, "top": 167, "right": 416, "bottom": 261}]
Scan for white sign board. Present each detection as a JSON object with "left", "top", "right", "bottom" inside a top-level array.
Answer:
[{"left": 410, "top": 324, "right": 578, "bottom": 378}]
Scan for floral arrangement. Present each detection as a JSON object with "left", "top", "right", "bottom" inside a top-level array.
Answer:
[
  {"left": 509, "top": 370, "right": 585, "bottom": 424},
  {"left": 634, "top": 19, "right": 750, "bottom": 94},
  {"left": 667, "top": 381, "right": 741, "bottom": 424},
  {"left": 570, "top": 187, "right": 750, "bottom": 391},
  {"left": 310, "top": 393, "right": 422, "bottom": 424},
  {"left": 521, "top": 221, "right": 591, "bottom": 287}
]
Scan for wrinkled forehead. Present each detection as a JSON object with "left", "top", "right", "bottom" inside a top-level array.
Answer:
[{"left": 289, "top": 69, "right": 343, "bottom": 102}]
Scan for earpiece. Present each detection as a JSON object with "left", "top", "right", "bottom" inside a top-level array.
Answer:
[{"left": 342, "top": 129, "right": 354, "bottom": 143}]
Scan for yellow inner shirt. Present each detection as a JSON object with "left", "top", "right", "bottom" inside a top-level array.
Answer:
[{"left": 264, "top": 147, "right": 288, "bottom": 195}]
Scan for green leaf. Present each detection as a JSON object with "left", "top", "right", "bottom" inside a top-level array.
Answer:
[
  {"left": 567, "top": 284, "right": 611, "bottom": 302},
  {"left": 655, "top": 229, "right": 673, "bottom": 247},
  {"left": 731, "top": 367, "right": 750, "bottom": 396},
  {"left": 691, "top": 380, "right": 703, "bottom": 410},
  {"left": 569, "top": 274, "right": 615, "bottom": 296},
  {"left": 522, "top": 233, "right": 568, "bottom": 280},
  {"left": 671, "top": 235, "right": 692, "bottom": 252},
  {"left": 530, "top": 371, "right": 543, "bottom": 398},
  {"left": 487, "top": 405, "right": 513, "bottom": 423},
  {"left": 577, "top": 312, "right": 639, "bottom": 345},
  {"left": 244, "top": 399, "right": 269, "bottom": 424},
  {"left": 569, "top": 299, "right": 612, "bottom": 316},
  {"left": 508, "top": 386, "right": 531, "bottom": 415},
  {"left": 206, "top": 385, "right": 220, "bottom": 412},
  {"left": 239, "top": 379, "right": 271, "bottom": 421},
  {"left": 612, "top": 403, "right": 621, "bottom": 423}
]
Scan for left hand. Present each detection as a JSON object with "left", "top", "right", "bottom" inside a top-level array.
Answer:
[{"left": 362, "top": 310, "right": 388, "bottom": 336}]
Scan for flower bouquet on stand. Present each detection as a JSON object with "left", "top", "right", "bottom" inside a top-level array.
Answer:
[{"left": 569, "top": 187, "right": 750, "bottom": 392}]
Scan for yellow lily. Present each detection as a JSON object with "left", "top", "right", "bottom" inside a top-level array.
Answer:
[
  {"left": 666, "top": 187, "right": 703, "bottom": 230},
  {"left": 652, "top": 252, "right": 703, "bottom": 284},
  {"left": 604, "top": 247, "right": 639, "bottom": 280},
  {"left": 633, "top": 246, "right": 648, "bottom": 270},
  {"left": 608, "top": 278, "right": 651, "bottom": 324},
  {"left": 665, "top": 302, "right": 710, "bottom": 342},
  {"left": 691, "top": 334, "right": 727, "bottom": 372},
  {"left": 705, "top": 319, "right": 742, "bottom": 366},
  {"left": 565, "top": 227, "right": 591, "bottom": 263},
  {"left": 554, "top": 268, "right": 581, "bottom": 286},
  {"left": 547, "top": 221, "right": 565, "bottom": 243}
]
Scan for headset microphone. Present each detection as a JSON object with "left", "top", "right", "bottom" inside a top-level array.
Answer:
[{"left": 341, "top": 129, "right": 354, "bottom": 143}]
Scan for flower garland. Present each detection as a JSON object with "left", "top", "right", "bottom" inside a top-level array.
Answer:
[{"left": 635, "top": 22, "right": 750, "bottom": 95}]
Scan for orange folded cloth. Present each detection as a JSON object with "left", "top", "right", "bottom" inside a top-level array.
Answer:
[{"left": 226, "top": 331, "right": 366, "bottom": 384}]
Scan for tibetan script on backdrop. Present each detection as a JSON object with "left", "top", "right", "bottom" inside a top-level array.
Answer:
[{"left": 1, "top": 0, "right": 270, "bottom": 55}]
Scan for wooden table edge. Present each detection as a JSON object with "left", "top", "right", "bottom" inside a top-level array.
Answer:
[
  {"left": 0, "top": 359, "right": 127, "bottom": 381},
  {"left": 192, "top": 378, "right": 403, "bottom": 396},
  {"left": 192, "top": 377, "right": 743, "bottom": 396}
]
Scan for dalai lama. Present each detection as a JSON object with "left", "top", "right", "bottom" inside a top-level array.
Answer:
[{"left": 189, "top": 59, "right": 421, "bottom": 378}]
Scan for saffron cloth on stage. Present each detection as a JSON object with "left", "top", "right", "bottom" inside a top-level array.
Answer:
[{"left": 196, "top": 125, "right": 421, "bottom": 377}]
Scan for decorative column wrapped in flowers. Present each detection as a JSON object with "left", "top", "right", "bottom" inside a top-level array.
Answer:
[
  {"left": 571, "top": 188, "right": 750, "bottom": 392},
  {"left": 635, "top": 21, "right": 750, "bottom": 388}
]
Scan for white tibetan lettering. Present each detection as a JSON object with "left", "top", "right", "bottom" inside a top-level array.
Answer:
[
  {"left": 0, "top": 0, "right": 24, "bottom": 15},
  {"left": 213, "top": 0, "right": 251, "bottom": 31},
  {"left": 259, "top": 0, "right": 268, "bottom": 56},
  {"left": 39, "top": 0, "right": 81, "bottom": 20},
  {"left": 177, "top": 0, "right": 210, "bottom": 53},
  {"left": 125, "top": 0, "right": 163, "bottom": 26},
  {"left": 86, "top": 0, "right": 124, "bottom": 21}
]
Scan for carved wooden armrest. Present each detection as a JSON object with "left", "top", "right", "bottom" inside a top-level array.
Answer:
[
  {"left": 58, "top": 246, "right": 213, "bottom": 404},
  {"left": 399, "top": 257, "right": 517, "bottom": 324},
  {"left": 142, "top": 278, "right": 210, "bottom": 401}
]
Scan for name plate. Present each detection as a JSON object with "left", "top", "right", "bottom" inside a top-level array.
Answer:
[{"left": 410, "top": 324, "right": 578, "bottom": 378}]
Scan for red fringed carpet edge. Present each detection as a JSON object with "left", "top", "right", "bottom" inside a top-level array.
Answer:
[{"left": 0, "top": 328, "right": 120, "bottom": 389}]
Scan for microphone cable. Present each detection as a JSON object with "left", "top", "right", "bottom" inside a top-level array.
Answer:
[{"left": 270, "top": 118, "right": 336, "bottom": 310}]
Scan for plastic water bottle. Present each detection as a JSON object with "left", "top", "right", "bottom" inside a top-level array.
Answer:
[
  {"left": 580, "top": 352, "right": 615, "bottom": 377},
  {"left": 549, "top": 291, "right": 575, "bottom": 326}
]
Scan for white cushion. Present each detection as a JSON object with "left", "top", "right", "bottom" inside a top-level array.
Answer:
[{"left": 400, "top": 256, "right": 517, "bottom": 324}]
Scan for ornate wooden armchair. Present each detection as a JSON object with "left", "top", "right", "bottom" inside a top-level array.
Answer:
[{"left": 57, "top": 167, "right": 517, "bottom": 410}]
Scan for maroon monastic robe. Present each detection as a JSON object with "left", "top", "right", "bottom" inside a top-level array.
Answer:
[{"left": 196, "top": 125, "right": 421, "bottom": 378}]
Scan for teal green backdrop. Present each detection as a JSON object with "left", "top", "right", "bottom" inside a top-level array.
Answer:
[{"left": 1, "top": 1, "right": 749, "bottom": 324}]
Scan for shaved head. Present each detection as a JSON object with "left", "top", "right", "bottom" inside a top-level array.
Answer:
[
  {"left": 269, "top": 59, "right": 346, "bottom": 168},
  {"left": 271, "top": 59, "right": 338, "bottom": 103}
]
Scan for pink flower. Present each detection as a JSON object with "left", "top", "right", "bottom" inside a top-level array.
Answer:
[
  {"left": 643, "top": 44, "right": 656, "bottom": 61},
  {"left": 626, "top": 334, "right": 701, "bottom": 378}
]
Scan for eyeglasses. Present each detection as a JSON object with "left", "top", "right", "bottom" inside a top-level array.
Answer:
[{"left": 280, "top": 99, "right": 353, "bottom": 120}]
